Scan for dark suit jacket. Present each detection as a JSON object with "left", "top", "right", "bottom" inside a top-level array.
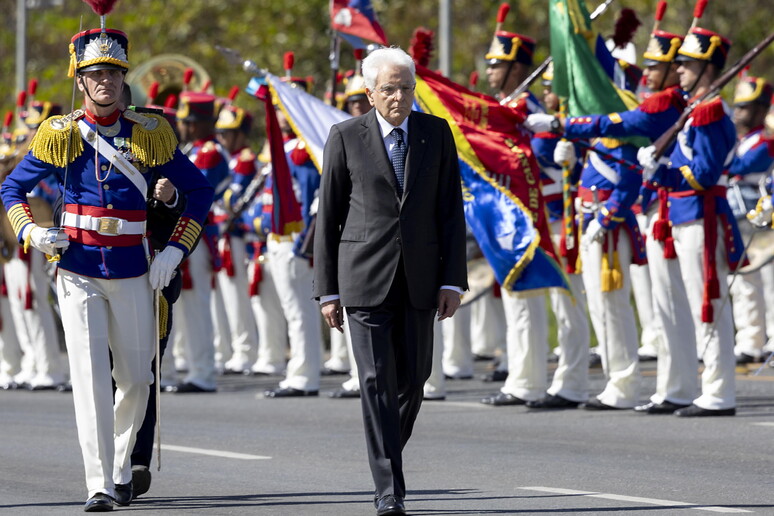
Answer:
[{"left": 313, "top": 109, "right": 468, "bottom": 309}]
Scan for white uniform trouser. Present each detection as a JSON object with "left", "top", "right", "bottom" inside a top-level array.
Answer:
[
  {"left": 581, "top": 230, "right": 640, "bottom": 408},
  {"left": 500, "top": 291, "right": 548, "bottom": 401},
  {"left": 470, "top": 286, "right": 506, "bottom": 358},
  {"left": 326, "top": 326, "right": 351, "bottom": 373},
  {"left": 57, "top": 270, "right": 153, "bottom": 498},
  {"left": 218, "top": 236, "right": 260, "bottom": 369},
  {"left": 424, "top": 318, "right": 446, "bottom": 398},
  {"left": 760, "top": 261, "right": 774, "bottom": 350},
  {"left": 211, "top": 273, "right": 231, "bottom": 369},
  {"left": 646, "top": 212, "right": 698, "bottom": 405},
  {"left": 441, "top": 305, "right": 473, "bottom": 378},
  {"left": 631, "top": 212, "right": 663, "bottom": 357},
  {"left": 672, "top": 221, "right": 736, "bottom": 410},
  {"left": 0, "top": 269, "right": 22, "bottom": 386},
  {"left": 249, "top": 253, "right": 287, "bottom": 374},
  {"left": 730, "top": 269, "right": 766, "bottom": 358},
  {"left": 268, "top": 238, "right": 322, "bottom": 391},
  {"left": 548, "top": 220, "right": 590, "bottom": 402},
  {"left": 173, "top": 244, "right": 217, "bottom": 390},
  {"left": 338, "top": 315, "right": 360, "bottom": 392}
]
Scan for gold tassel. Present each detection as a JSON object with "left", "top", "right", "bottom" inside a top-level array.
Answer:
[
  {"left": 601, "top": 253, "right": 612, "bottom": 292},
  {"left": 68, "top": 43, "right": 76, "bottom": 78},
  {"left": 158, "top": 294, "right": 169, "bottom": 339},
  {"left": 611, "top": 250, "right": 623, "bottom": 290},
  {"left": 29, "top": 117, "right": 83, "bottom": 168},
  {"left": 131, "top": 114, "right": 177, "bottom": 167}
]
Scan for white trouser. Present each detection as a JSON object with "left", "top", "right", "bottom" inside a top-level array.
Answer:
[
  {"left": 174, "top": 244, "right": 217, "bottom": 390},
  {"left": 500, "top": 291, "right": 548, "bottom": 401},
  {"left": 441, "top": 305, "right": 473, "bottom": 378},
  {"left": 339, "top": 316, "right": 360, "bottom": 391},
  {"left": 548, "top": 219, "right": 590, "bottom": 402},
  {"left": 470, "top": 286, "right": 506, "bottom": 357},
  {"left": 326, "top": 326, "right": 351, "bottom": 373},
  {"left": 0, "top": 273, "right": 22, "bottom": 386},
  {"left": 424, "top": 318, "right": 446, "bottom": 398},
  {"left": 211, "top": 273, "right": 232, "bottom": 369},
  {"left": 730, "top": 269, "right": 766, "bottom": 358},
  {"left": 218, "top": 236, "right": 260, "bottom": 369},
  {"left": 672, "top": 221, "right": 736, "bottom": 410},
  {"left": 248, "top": 253, "right": 287, "bottom": 374},
  {"left": 5, "top": 253, "right": 66, "bottom": 386},
  {"left": 57, "top": 270, "right": 154, "bottom": 498},
  {"left": 581, "top": 230, "right": 640, "bottom": 408},
  {"left": 268, "top": 239, "right": 322, "bottom": 391},
  {"left": 631, "top": 212, "right": 662, "bottom": 357},
  {"left": 761, "top": 261, "right": 774, "bottom": 350}
]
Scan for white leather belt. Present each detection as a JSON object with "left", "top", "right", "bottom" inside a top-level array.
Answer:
[{"left": 62, "top": 212, "right": 146, "bottom": 236}]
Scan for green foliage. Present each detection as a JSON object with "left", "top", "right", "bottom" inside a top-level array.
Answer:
[{"left": 2, "top": 0, "right": 772, "bottom": 124}]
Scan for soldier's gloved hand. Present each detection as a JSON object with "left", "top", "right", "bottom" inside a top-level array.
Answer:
[
  {"left": 554, "top": 140, "right": 577, "bottom": 168},
  {"left": 149, "top": 246, "right": 184, "bottom": 290},
  {"left": 582, "top": 218, "right": 606, "bottom": 249},
  {"left": 637, "top": 145, "right": 668, "bottom": 182},
  {"left": 24, "top": 225, "right": 70, "bottom": 256},
  {"left": 524, "top": 113, "right": 557, "bottom": 134},
  {"left": 747, "top": 196, "right": 773, "bottom": 228}
]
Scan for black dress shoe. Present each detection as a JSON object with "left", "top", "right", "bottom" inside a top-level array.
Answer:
[
  {"left": 376, "top": 495, "right": 406, "bottom": 516},
  {"left": 328, "top": 388, "right": 360, "bottom": 398},
  {"left": 444, "top": 373, "right": 473, "bottom": 380},
  {"left": 674, "top": 404, "right": 736, "bottom": 417},
  {"left": 131, "top": 465, "right": 151, "bottom": 499},
  {"left": 264, "top": 386, "right": 318, "bottom": 398},
  {"left": 735, "top": 352, "right": 760, "bottom": 365},
  {"left": 526, "top": 394, "right": 580, "bottom": 409},
  {"left": 170, "top": 382, "right": 216, "bottom": 393},
  {"left": 473, "top": 353, "right": 495, "bottom": 361},
  {"left": 481, "top": 370, "right": 508, "bottom": 382},
  {"left": 321, "top": 367, "right": 349, "bottom": 376},
  {"left": 84, "top": 493, "right": 113, "bottom": 512},
  {"left": 113, "top": 483, "right": 132, "bottom": 506},
  {"left": 481, "top": 392, "right": 526, "bottom": 406},
  {"left": 633, "top": 400, "right": 690, "bottom": 414},
  {"left": 583, "top": 398, "right": 623, "bottom": 410}
]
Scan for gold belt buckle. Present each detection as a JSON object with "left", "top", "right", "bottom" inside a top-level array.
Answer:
[{"left": 98, "top": 217, "right": 121, "bottom": 235}]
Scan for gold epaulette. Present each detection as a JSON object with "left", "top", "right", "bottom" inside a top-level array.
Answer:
[
  {"left": 28, "top": 110, "right": 85, "bottom": 168},
  {"left": 125, "top": 112, "right": 178, "bottom": 167}
]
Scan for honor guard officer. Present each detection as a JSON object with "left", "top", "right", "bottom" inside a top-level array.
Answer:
[
  {"left": 215, "top": 101, "right": 262, "bottom": 374},
  {"left": 169, "top": 91, "right": 229, "bottom": 391},
  {"left": 638, "top": 24, "right": 743, "bottom": 417},
  {"left": 1, "top": 24, "right": 213, "bottom": 510},
  {"left": 726, "top": 76, "right": 774, "bottom": 363}
]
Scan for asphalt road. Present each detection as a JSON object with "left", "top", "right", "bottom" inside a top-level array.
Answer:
[{"left": 2, "top": 358, "right": 774, "bottom": 515}]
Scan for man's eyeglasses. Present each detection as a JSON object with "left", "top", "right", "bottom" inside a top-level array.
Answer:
[{"left": 376, "top": 84, "right": 416, "bottom": 97}]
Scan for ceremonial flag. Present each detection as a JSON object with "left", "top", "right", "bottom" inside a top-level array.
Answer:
[
  {"left": 413, "top": 65, "right": 568, "bottom": 292},
  {"left": 330, "top": 0, "right": 388, "bottom": 48}
]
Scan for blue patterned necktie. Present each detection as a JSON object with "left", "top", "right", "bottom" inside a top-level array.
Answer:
[{"left": 390, "top": 128, "right": 406, "bottom": 194}]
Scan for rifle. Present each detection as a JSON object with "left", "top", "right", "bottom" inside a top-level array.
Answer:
[
  {"left": 500, "top": 0, "right": 616, "bottom": 106},
  {"left": 652, "top": 31, "right": 774, "bottom": 159},
  {"left": 223, "top": 167, "right": 268, "bottom": 233}
]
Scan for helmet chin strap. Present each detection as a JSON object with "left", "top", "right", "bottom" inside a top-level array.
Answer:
[
  {"left": 684, "top": 61, "right": 709, "bottom": 95},
  {"left": 656, "top": 63, "right": 670, "bottom": 92},
  {"left": 78, "top": 75, "right": 119, "bottom": 110},
  {"left": 499, "top": 60, "right": 516, "bottom": 96}
]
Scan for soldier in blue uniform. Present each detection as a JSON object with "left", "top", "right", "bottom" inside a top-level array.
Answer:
[
  {"left": 638, "top": 26, "right": 742, "bottom": 417},
  {"left": 0, "top": 26, "right": 213, "bottom": 510}
]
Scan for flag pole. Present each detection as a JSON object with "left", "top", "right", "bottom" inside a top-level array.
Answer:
[{"left": 328, "top": 31, "right": 341, "bottom": 107}]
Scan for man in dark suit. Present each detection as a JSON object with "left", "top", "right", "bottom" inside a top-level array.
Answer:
[{"left": 313, "top": 47, "right": 468, "bottom": 516}]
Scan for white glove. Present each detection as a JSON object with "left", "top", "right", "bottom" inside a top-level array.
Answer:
[
  {"left": 24, "top": 225, "right": 69, "bottom": 256},
  {"left": 637, "top": 145, "right": 668, "bottom": 182},
  {"left": 553, "top": 140, "right": 577, "bottom": 168},
  {"left": 149, "top": 246, "right": 184, "bottom": 290},
  {"left": 747, "top": 196, "right": 773, "bottom": 228},
  {"left": 524, "top": 113, "right": 557, "bottom": 133},
  {"left": 582, "top": 218, "right": 606, "bottom": 249}
]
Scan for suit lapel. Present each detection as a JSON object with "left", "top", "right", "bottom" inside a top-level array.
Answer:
[
  {"left": 403, "top": 113, "right": 429, "bottom": 198},
  {"left": 359, "top": 110, "right": 400, "bottom": 196}
]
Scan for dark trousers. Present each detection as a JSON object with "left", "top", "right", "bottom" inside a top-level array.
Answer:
[
  {"left": 131, "top": 273, "right": 181, "bottom": 468},
  {"left": 346, "top": 266, "right": 435, "bottom": 500}
]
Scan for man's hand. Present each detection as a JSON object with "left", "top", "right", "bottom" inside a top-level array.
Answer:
[
  {"left": 149, "top": 246, "right": 184, "bottom": 290},
  {"left": 637, "top": 145, "right": 668, "bottom": 182},
  {"left": 321, "top": 299, "right": 344, "bottom": 333},
  {"left": 524, "top": 113, "right": 558, "bottom": 134},
  {"left": 25, "top": 225, "right": 69, "bottom": 256},
  {"left": 582, "top": 219, "right": 607, "bottom": 250},
  {"left": 154, "top": 178, "right": 176, "bottom": 204},
  {"left": 437, "top": 288, "right": 461, "bottom": 321},
  {"left": 553, "top": 140, "right": 577, "bottom": 168}
]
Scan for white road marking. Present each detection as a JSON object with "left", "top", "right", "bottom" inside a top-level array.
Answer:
[
  {"left": 518, "top": 487, "right": 752, "bottom": 514},
  {"left": 752, "top": 422, "right": 774, "bottom": 427},
  {"left": 157, "top": 444, "right": 271, "bottom": 460}
]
